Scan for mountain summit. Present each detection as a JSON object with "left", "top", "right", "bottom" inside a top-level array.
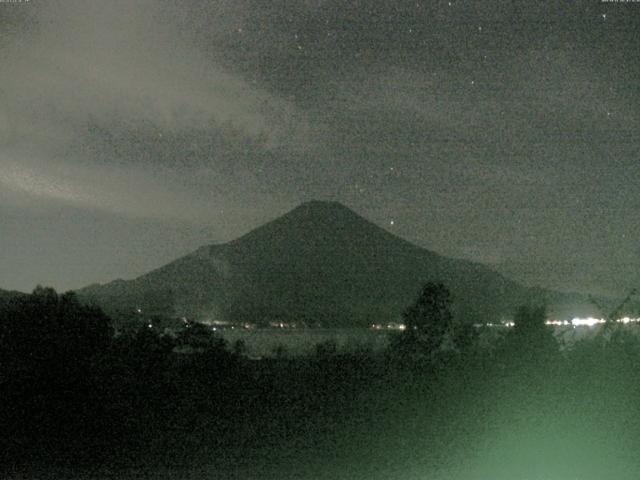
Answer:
[{"left": 79, "top": 201, "right": 595, "bottom": 326}]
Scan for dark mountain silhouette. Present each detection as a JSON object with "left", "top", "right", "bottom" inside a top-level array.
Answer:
[{"left": 79, "top": 201, "right": 599, "bottom": 326}]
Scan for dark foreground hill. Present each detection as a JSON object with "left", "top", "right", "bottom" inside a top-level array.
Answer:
[{"left": 79, "top": 201, "right": 599, "bottom": 326}]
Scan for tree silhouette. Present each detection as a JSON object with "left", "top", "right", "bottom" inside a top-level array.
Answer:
[
  {"left": 0, "top": 286, "right": 115, "bottom": 464},
  {"left": 589, "top": 288, "right": 637, "bottom": 327},
  {"left": 403, "top": 283, "right": 453, "bottom": 340},
  {"left": 512, "top": 304, "right": 548, "bottom": 338},
  {"left": 0, "top": 286, "right": 112, "bottom": 373},
  {"left": 391, "top": 282, "right": 459, "bottom": 364},
  {"left": 507, "top": 304, "right": 558, "bottom": 362},
  {"left": 588, "top": 288, "right": 639, "bottom": 349},
  {"left": 177, "top": 321, "right": 226, "bottom": 353}
]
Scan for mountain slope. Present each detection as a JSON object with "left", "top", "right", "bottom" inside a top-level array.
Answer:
[{"left": 79, "top": 201, "right": 597, "bottom": 326}]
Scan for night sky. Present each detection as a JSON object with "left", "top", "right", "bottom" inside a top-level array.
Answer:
[{"left": 0, "top": 0, "right": 638, "bottom": 296}]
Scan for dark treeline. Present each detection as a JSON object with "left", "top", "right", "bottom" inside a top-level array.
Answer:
[{"left": 2, "top": 284, "right": 640, "bottom": 479}]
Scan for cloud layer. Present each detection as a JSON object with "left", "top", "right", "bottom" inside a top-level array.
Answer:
[{"left": 1, "top": 0, "right": 638, "bottom": 294}]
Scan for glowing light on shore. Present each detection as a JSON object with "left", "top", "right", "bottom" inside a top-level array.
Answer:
[
  {"left": 545, "top": 320, "right": 568, "bottom": 326},
  {"left": 570, "top": 317, "right": 602, "bottom": 327},
  {"left": 543, "top": 317, "right": 640, "bottom": 328},
  {"left": 369, "top": 317, "right": 640, "bottom": 331},
  {"left": 484, "top": 317, "right": 640, "bottom": 328}
]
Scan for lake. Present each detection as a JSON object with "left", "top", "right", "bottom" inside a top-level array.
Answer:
[{"left": 217, "top": 328, "right": 393, "bottom": 358}]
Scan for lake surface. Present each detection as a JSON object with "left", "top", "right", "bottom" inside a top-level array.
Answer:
[
  {"left": 217, "top": 328, "right": 392, "bottom": 358},
  {"left": 216, "top": 323, "right": 640, "bottom": 357}
]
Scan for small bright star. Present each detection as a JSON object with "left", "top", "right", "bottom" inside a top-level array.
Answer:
[
  {"left": 601, "top": 13, "right": 607, "bottom": 20},
  {"left": 390, "top": 220, "right": 395, "bottom": 226}
]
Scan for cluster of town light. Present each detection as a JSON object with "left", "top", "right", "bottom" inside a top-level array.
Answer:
[
  {"left": 376, "top": 318, "right": 640, "bottom": 330},
  {"left": 370, "top": 323, "right": 406, "bottom": 330},
  {"left": 138, "top": 305, "right": 639, "bottom": 331},
  {"left": 484, "top": 317, "right": 640, "bottom": 328},
  {"left": 370, "top": 319, "right": 640, "bottom": 331},
  {"left": 546, "top": 317, "right": 640, "bottom": 327}
]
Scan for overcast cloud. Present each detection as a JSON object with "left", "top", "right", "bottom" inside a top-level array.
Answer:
[{"left": 1, "top": 0, "right": 638, "bottom": 295}]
